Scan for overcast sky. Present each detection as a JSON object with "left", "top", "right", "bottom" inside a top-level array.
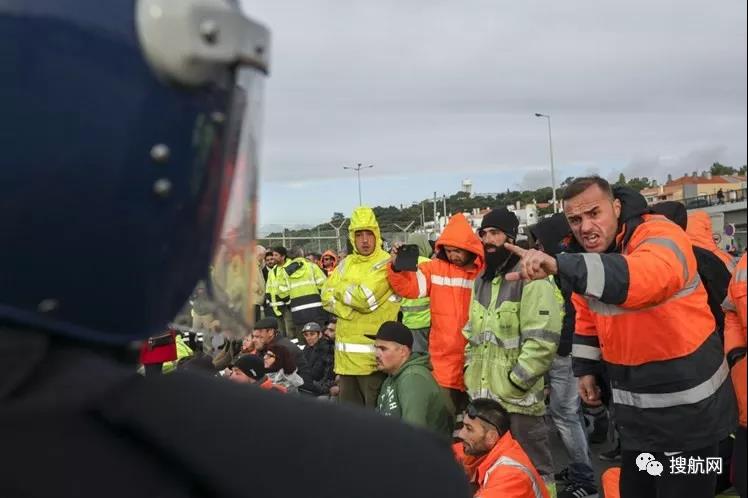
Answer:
[{"left": 242, "top": 0, "right": 747, "bottom": 228}]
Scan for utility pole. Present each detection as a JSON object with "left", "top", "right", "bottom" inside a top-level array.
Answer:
[
  {"left": 343, "top": 163, "right": 374, "bottom": 206},
  {"left": 282, "top": 228, "right": 287, "bottom": 248},
  {"left": 535, "top": 113, "right": 558, "bottom": 213},
  {"left": 433, "top": 192, "right": 438, "bottom": 236},
  {"left": 421, "top": 201, "right": 426, "bottom": 229},
  {"left": 442, "top": 195, "right": 447, "bottom": 221},
  {"left": 317, "top": 226, "right": 321, "bottom": 253}
]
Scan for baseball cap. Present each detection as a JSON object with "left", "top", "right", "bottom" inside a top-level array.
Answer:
[
  {"left": 364, "top": 321, "right": 413, "bottom": 349},
  {"left": 302, "top": 322, "right": 322, "bottom": 333}
]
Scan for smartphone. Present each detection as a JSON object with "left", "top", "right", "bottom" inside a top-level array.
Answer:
[{"left": 393, "top": 244, "right": 420, "bottom": 272}]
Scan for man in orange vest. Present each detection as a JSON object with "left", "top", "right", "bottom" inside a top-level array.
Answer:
[
  {"left": 723, "top": 252, "right": 747, "bottom": 498},
  {"left": 454, "top": 398, "right": 549, "bottom": 498},
  {"left": 388, "top": 213, "right": 484, "bottom": 417},
  {"left": 504, "top": 176, "right": 737, "bottom": 498}
]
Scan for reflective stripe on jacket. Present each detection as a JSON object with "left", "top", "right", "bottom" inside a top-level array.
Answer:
[
  {"left": 723, "top": 253, "right": 747, "bottom": 427},
  {"left": 265, "top": 261, "right": 291, "bottom": 317},
  {"left": 464, "top": 268, "right": 561, "bottom": 416},
  {"left": 277, "top": 257, "right": 326, "bottom": 326},
  {"left": 456, "top": 432, "right": 550, "bottom": 498},
  {"left": 387, "top": 214, "right": 484, "bottom": 390},
  {"left": 322, "top": 207, "right": 400, "bottom": 375},
  {"left": 400, "top": 256, "right": 432, "bottom": 330},
  {"left": 566, "top": 213, "right": 737, "bottom": 451}
]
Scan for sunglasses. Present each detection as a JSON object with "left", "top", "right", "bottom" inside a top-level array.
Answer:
[{"left": 466, "top": 404, "right": 502, "bottom": 433}]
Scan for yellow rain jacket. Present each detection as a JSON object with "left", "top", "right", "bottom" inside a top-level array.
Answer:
[{"left": 322, "top": 207, "right": 400, "bottom": 375}]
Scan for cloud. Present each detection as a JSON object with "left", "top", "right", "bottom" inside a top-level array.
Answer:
[
  {"left": 613, "top": 145, "right": 735, "bottom": 182},
  {"left": 242, "top": 0, "right": 747, "bottom": 224}
]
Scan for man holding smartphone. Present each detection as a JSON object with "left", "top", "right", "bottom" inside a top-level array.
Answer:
[{"left": 387, "top": 213, "right": 484, "bottom": 418}]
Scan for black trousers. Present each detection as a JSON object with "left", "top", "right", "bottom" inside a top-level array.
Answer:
[
  {"left": 735, "top": 427, "right": 747, "bottom": 498},
  {"left": 143, "top": 363, "right": 163, "bottom": 377},
  {"left": 620, "top": 444, "right": 719, "bottom": 498}
]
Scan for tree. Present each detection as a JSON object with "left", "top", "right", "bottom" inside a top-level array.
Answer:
[
  {"left": 626, "top": 177, "right": 652, "bottom": 192},
  {"left": 331, "top": 212, "right": 345, "bottom": 223},
  {"left": 740, "top": 165, "right": 747, "bottom": 176},
  {"left": 616, "top": 173, "right": 627, "bottom": 186},
  {"left": 710, "top": 162, "right": 737, "bottom": 176}
]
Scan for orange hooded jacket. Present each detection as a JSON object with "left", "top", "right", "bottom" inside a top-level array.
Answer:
[
  {"left": 387, "top": 214, "right": 484, "bottom": 390},
  {"left": 453, "top": 432, "right": 549, "bottom": 498},
  {"left": 723, "top": 253, "right": 747, "bottom": 427},
  {"left": 320, "top": 250, "right": 339, "bottom": 276},
  {"left": 687, "top": 211, "right": 736, "bottom": 271}
]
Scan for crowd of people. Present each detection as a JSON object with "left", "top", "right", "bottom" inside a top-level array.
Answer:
[{"left": 138, "top": 176, "right": 746, "bottom": 498}]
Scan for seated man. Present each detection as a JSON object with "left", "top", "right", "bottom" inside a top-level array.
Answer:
[
  {"left": 299, "top": 322, "right": 336, "bottom": 396},
  {"left": 367, "top": 321, "right": 453, "bottom": 438},
  {"left": 455, "top": 398, "right": 549, "bottom": 498},
  {"left": 251, "top": 317, "right": 305, "bottom": 368},
  {"left": 227, "top": 355, "right": 287, "bottom": 393}
]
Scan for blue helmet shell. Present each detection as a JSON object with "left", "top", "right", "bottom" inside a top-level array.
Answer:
[{"left": 1, "top": 0, "right": 259, "bottom": 343}]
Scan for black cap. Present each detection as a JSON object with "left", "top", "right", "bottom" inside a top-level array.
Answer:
[
  {"left": 233, "top": 354, "right": 265, "bottom": 380},
  {"left": 480, "top": 208, "right": 519, "bottom": 239},
  {"left": 253, "top": 317, "right": 278, "bottom": 330},
  {"left": 364, "top": 321, "right": 413, "bottom": 349}
]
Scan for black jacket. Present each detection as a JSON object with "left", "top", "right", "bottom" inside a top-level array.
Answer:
[
  {"left": 299, "top": 338, "right": 335, "bottom": 395},
  {"left": 0, "top": 327, "right": 470, "bottom": 498},
  {"left": 693, "top": 246, "right": 731, "bottom": 339},
  {"left": 530, "top": 213, "right": 574, "bottom": 356}
]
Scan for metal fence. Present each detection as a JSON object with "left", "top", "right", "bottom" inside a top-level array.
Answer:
[
  {"left": 257, "top": 230, "right": 418, "bottom": 255},
  {"left": 679, "top": 188, "right": 746, "bottom": 210}
]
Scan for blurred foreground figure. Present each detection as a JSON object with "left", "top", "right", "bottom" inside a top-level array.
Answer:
[{"left": 0, "top": 2, "right": 469, "bottom": 497}]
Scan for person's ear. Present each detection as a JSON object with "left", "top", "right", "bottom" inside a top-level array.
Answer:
[{"left": 612, "top": 198, "right": 622, "bottom": 219}]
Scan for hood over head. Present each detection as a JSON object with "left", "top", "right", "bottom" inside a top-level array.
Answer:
[
  {"left": 348, "top": 207, "right": 384, "bottom": 258},
  {"left": 407, "top": 233, "right": 433, "bottom": 258},
  {"left": 686, "top": 212, "right": 730, "bottom": 260},
  {"left": 650, "top": 201, "right": 687, "bottom": 231},
  {"left": 529, "top": 213, "right": 571, "bottom": 256},
  {"left": 321, "top": 249, "right": 338, "bottom": 266},
  {"left": 434, "top": 214, "right": 484, "bottom": 271}
]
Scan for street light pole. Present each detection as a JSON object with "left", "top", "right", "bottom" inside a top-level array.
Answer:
[
  {"left": 534, "top": 113, "right": 558, "bottom": 213},
  {"left": 343, "top": 163, "right": 374, "bottom": 205}
]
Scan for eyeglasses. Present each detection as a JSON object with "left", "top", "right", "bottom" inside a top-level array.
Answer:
[{"left": 466, "top": 404, "right": 502, "bottom": 433}]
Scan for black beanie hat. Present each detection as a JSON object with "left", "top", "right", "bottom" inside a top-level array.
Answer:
[
  {"left": 480, "top": 208, "right": 519, "bottom": 239},
  {"left": 233, "top": 354, "right": 266, "bottom": 380}
]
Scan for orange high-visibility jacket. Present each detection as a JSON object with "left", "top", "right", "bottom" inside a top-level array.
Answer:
[
  {"left": 687, "top": 211, "right": 736, "bottom": 271},
  {"left": 601, "top": 467, "right": 621, "bottom": 498},
  {"left": 387, "top": 214, "right": 484, "bottom": 390},
  {"left": 723, "top": 253, "right": 747, "bottom": 427},
  {"left": 565, "top": 213, "right": 736, "bottom": 451},
  {"left": 454, "top": 432, "right": 549, "bottom": 498}
]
